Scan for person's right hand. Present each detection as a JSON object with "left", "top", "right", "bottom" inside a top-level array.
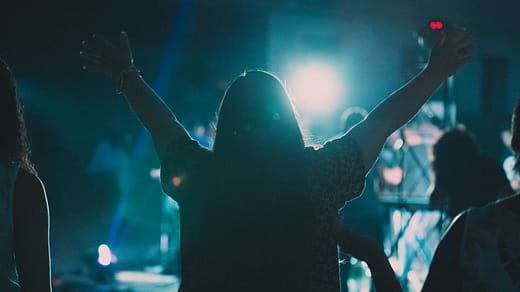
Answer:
[
  {"left": 426, "top": 28, "right": 473, "bottom": 78},
  {"left": 81, "top": 32, "right": 134, "bottom": 77}
]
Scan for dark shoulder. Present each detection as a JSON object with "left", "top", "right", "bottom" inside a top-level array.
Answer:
[
  {"left": 479, "top": 155, "right": 509, "bottom": 182},
  {"left": 494, "top": 193, "right": 520, "bottom": 214},
  {"left": 14, "top": 167, "right": 45, "bottom": 197},
  {"left": 13, "top": 167, "right": 48, "bottom": 219},
  {"left": 440, "top": 211, "right": 469, "bottom": 245}
]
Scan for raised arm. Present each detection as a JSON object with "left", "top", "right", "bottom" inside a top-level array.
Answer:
[
  {"left": 81, "top": 32, "right": 191, "bottom": 158},
  {"left": 348, "top": 29, "right": 472, "bottom": 171},
  {"left": 13, "top": 169, "right": 52, "bottom": 292}
]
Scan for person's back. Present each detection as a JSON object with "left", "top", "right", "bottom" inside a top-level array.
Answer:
[
  {"left": 159, "top": 133, "right": 365, "bottom": 291},
  {"left": 155, "top": 71, "right": 314, "bottom": 290}
]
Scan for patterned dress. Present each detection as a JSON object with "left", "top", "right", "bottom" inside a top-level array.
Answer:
[{"left": 160, "top": 132, "right": 365, "bottom": 291}]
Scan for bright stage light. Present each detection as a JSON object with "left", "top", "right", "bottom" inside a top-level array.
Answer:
[
  {"left": 97, "top": 244, "right": 114, "bottom": 266},
  {"left": 115, "top": 271, "right": 179, "bottom": 284},
  {"left": 287, "top": 61, "right": 345, "bottom": 114}
]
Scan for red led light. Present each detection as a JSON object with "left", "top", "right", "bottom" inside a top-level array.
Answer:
[
  {"left": 172, "top": 176, "right": 182, "bottom": 187},
  {"left": 429, "top": 21, "right": 444, "bottom": 30}
]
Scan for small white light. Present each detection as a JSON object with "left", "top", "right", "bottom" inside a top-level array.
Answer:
[
  {"left": 97, "top": 244, "right": 112, "bottom": 266},
  {"left": 150, "top": 168, "right": 161, "bottom": 179}
]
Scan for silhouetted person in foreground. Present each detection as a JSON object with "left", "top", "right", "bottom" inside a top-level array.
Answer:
[
  {"left": 81, "top": 28, "right": 471, "bottom": 291},
  {"left": 0, "top": 58, "right": 52, "bottom": 291}
]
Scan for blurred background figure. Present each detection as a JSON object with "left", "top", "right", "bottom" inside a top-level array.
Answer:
[
  {"left": 85, "top": 128, "right": 134, "bottom": 243},
  {"left": 0, "top": 57, "right": 52, "bottom": 291},
  {"left": 87, "top": 128, "right": 134, "bottom": 200},
  {"left": 429, "top": 126, "right": 514, "bottom": 230}
]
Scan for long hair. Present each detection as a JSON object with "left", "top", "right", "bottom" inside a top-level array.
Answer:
[
  {"left": 212, "top": 70, "right": 305, "bottom": 160},
  {"left": 432, "top": 127, "right": 480, "bottom": 176},
  {"left": 430, "top": 127, "right": 481, "bottom": 216},
  {"left": 431, "top": 126, "right": 512, "bottom": 217},
  {"left": 0, "top": 58, "right": 36, "bottom": 175}
]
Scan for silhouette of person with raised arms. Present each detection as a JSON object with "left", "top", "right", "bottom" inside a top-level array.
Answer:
[{"left": 81, "top": 28, "right": 471, "bottom": 291}]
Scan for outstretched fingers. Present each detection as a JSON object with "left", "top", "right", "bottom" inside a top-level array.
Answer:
[
  {"left": 119, "top": 31, "right": 134, "bottom": 64},
  {"left": 81, "top": 34, "right": 114, "bottom": 58},
  {"left": 428, "top": 27, "right": 474, "bottom": 77},
  {"left": 453, "top": 32, "right": 473, "bottom": 66},
  {"left": 79, "top": 49, "right": 100, "bottom": 63},
  {"left": 456, "top": 37, "right": 473, "bottom": 57},
  {"left": 82, "top": 63, "right": 107, "bottom": 73},
  {"left": 446, "top": 28, "right": 467, "bottom": 44},
  {"left": 80, "top": 36, "right": 106, "bottom": 73},
  {"left": 80, "top": 32, "right": 133, "bottom": 76}
]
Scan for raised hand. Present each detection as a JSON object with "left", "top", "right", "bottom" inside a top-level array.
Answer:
[
  {"left": 80, "top": 32, "right": 134, "bottom": 76},
  {"left": 426, "top": 28, "right": 473, "bottom": 77}
]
